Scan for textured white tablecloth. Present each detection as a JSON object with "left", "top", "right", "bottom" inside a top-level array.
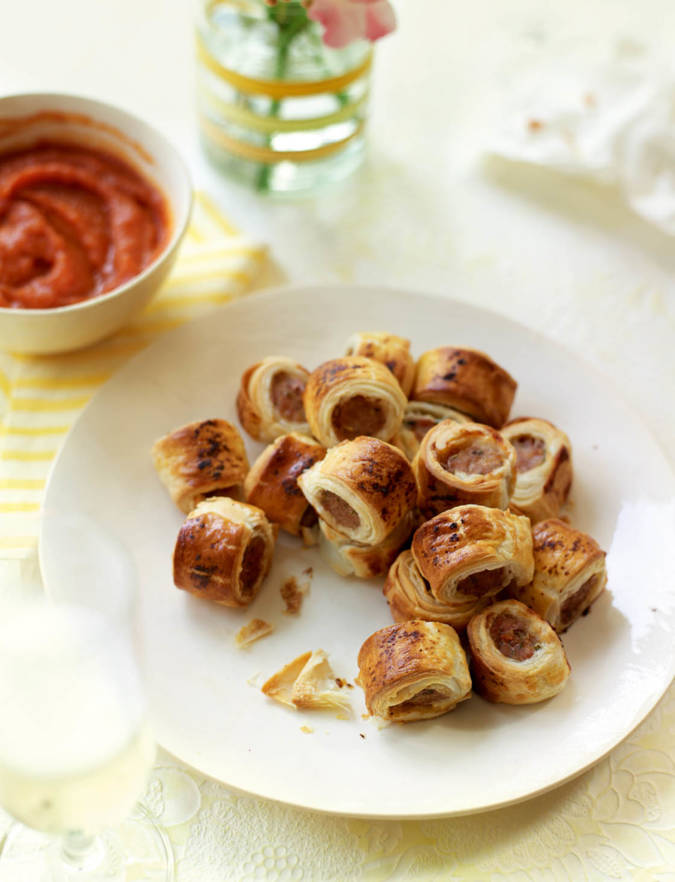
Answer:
[{"left": 1, "top": 0, "right": 674, "bottom": 878}]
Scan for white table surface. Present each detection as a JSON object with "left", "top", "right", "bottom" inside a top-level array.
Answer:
[{"left": 2, "top": 1, "right": 674, "bottom": 879}]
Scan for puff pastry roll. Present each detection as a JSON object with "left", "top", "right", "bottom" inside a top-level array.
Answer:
[
  {"left": 344, "top": 331, "right": 415, "bottom": 397},
  {"left": 303, "top": 356, "right": 406, "bottom": 447},
  {"left": 413, "top": 420, "right": 516, "bottom": 517},
  {"left": 412, "top": 346, "right": 517, "bottom": 428},
  {"left": 500, "top": 418, "right": 573, "bottom": 522},
  {"left": 467, "top": 599, "right": 570, "bottom": 704},
  {"left": 393, "top": 401, "right": 471, "bottom": 461},
  {"left": 411, "top": 505, "right": 534, "bottom": 606},
  {"left": 357, "top": 620, "right": 472, "bottom": 722},
  {"left": 513, "top": 518, "right": 607, "bottom": 632},
  {"left": 152, "top": 418, "right": 249, "bottom": 514},
  {"left": 298, "top": 436, "right": 417, "bottom": 545},
  {"left": 173, "top": 497, "right": 276, "bottom": 607},
  {"left": 319, "top": 509, "right": 418, "bottom": 579},
  {"left": 236, "top": 356, "right": 311, "bottom": 442},
  {"left": 244, "top": 433, "right": 326, "bottom": 543},
  {"left": 383, "top": 550, "right": 484, "bottom": 630}
]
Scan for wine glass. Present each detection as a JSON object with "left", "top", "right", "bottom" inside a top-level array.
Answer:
[{"left": 0, "top": 512, "right": 172, "bottom": 881}]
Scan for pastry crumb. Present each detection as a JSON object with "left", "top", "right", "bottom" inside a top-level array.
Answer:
[
  {"left": 236, "top": 618, "right": 274, "bottom": 648},
  {"left": 281, "top": 570, "right": 312, "bottom": 615},
  {"left": 359, "top": 733, "right": 366, "bottom": 739},
  {"left": 300, "top": 725, "right": 314, "bottom": 734},
  {"left": 335, "top": 677, "right": 354, "bottom": 689},
  {"left": 262, "top": 649, "right": 352, "bottom": 713}
]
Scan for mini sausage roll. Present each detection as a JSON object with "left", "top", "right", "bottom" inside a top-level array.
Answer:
[
  {"left": 357, "top": 620, "right": 472, "bottom": 722},
  {"left": 297, "top": 436, "right": 417, "bottom": 545},
  {"left": 303, "top": 356, "right": 406, "bottom": 447},
  {"left": 467, "top": 599, "right": 570, "bottom": 704},
  {"left": 152, "top": 418, "right": 249, "bottom": 514},
  {"left": 319, "top": 509, "right": 418, "bottom": 579},
  {"left": 236, "top": 356, "right": 311, "bottom": 442},
  {"left": 393, "top": 401, "right": 471, "bottom": 461},
  {"left": 244, "top": 433, "right": 326, "bottom": 544},
  {"left": 413, "top": 420, "right": 516, "bottom": 517},
  {"left": 344, "top": 331, "right": 415, "bottom": 397},
  {"left": 383, "top": 550, "right": 485, "bottom": 630},
  {"left": 412, "top": 346, "right": 517, "bottom": 428},
  {"left": 173, "top": 497, "right": 276, "bottom": 607},
  {"left": 411, "top": 505, "right": 534, "bottom": 606},
  {"left": 513, "top": 519, "right": 607, "bottom": 632},
  {"left": 501, "top": 418, "right": 573, "bottom": 523}
]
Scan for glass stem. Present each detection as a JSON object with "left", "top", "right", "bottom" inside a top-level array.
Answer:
[{"left": 61, "top": 830, "right": 103, "bottom": 871}]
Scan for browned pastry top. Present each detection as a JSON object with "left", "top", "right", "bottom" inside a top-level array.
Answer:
[
  {"left": 532, "top": 518, "right": 605, "bottom": 583},
  {"left": 412, "top": 346, "right": 517, "bottom": 427},
  {"left": 173, "top": 510, "right": 248, "bottom": 604},
  {"left": 357, "top": 619, "right": 461, "bottom": 690},
  {"left": 152, "top": 418, "right": 249, "bottom": 512},
  {"left": 244, "top": 433, "right": 326, "bottom": 534},
  {"left": 411, "top": 504, "right": 531, "bottom": 593}
]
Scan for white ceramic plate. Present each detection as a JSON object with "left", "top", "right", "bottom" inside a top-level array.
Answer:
[{"left": 41, "top": 285, "right": 675, "bottom": 818}]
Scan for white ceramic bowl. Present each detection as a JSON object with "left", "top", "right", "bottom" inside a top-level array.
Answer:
[{"left": 0, "top": 93, "right": 193, "bottom": 355}]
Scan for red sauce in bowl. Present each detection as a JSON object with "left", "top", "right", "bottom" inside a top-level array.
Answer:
[{"left": 0, "top": 141, "right": 169, "bottom": 309}]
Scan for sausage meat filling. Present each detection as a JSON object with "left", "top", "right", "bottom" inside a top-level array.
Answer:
[
  {"left": 560, "top": 575, "right": 598, "bottom": 628},
  {"left": 332, "top": 395, "right": 386, "bottom": 440},
  {"left": 456, "top": 566, "right": 507, "bottom": 597},
  {"left": 512, "top": 434, "right": 546, "bottom": 472},
  {"left": 240, "top": 536, "right": 266, "bottom": 595},
  {"left": 443, "top": 441, "right": 503, "bottom": 476},
  {"left": 271, "top": 372, "right": 306, "bottom": 422},
  {"left": 320, "top": 490, "right": 360, "bottom": 530},
  {"left": 409, "top": 417, "right": 436, "bottom": 442},
  {"left": 390, "top": 687, "right": 449, "bottom": 716},
  {"left": 489, "top": 612, "right": 537, "bottom": 661}
]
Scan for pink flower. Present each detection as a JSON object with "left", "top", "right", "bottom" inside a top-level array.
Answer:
[{"left": 306, "top": 0, "right": 397, "bottom": 49}]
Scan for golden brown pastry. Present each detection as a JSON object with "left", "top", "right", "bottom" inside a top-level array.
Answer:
[
  {"left": 513, "top": 519, "right": 607, "bottom": 632},
  {"left": 383, "top": 550, "right": 485, "bottom": 630},
  {"left": 303, "top": 356, "right": 406, "bottom": 447},
  {"left": 467, "top": 599, "right": 570, "bottom": 704},
  {"left": 411, "top": 505, "right": 534, "bottom": 606},
  {"left": 173, "top": 497, "right": 276, "bottom": 607},
  {"left": 344, "top": 331, "right": 415, "bottom": 397},
  {"left": 236, "top": 356, "right": 311, "bottom": 442},
  {"left": 244, "top": 433, "right": 326, "bottom": 544},
  {"left": 152, "top": 418, "right": 249, "bottom": 514},
  {"left": 297, "top": 436, "right": 417, "bottom": 545},
  {"left": 412, "top": 346, "right": 517, "bottom": 428},
  {"left": 319, "top": 509, "right": 418, "bottom": 579},
  {"left": 501, "top": 418, "right": 573, "bottom": 522},
  {"left": 413, "top": 420, "right": 516, "bottom": 517},
  {"left": 356, "top": 620, "right": 472, "bottom": 722},
  {"left": 393, "top": 401, "right": 471, "bottom": 461}
]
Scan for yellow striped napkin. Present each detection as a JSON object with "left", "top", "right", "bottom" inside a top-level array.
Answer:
[{"left": 0, "top": 192, "right": 267, "bottom": 570}]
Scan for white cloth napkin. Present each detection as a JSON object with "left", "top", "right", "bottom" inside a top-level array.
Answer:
[{"left": 489, "top": 48, "right": 675, "bottom": 235}]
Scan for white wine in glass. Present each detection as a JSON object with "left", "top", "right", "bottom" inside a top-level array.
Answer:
[{"left": 0, "top": 514, "right": 172, "bottom": 881}]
